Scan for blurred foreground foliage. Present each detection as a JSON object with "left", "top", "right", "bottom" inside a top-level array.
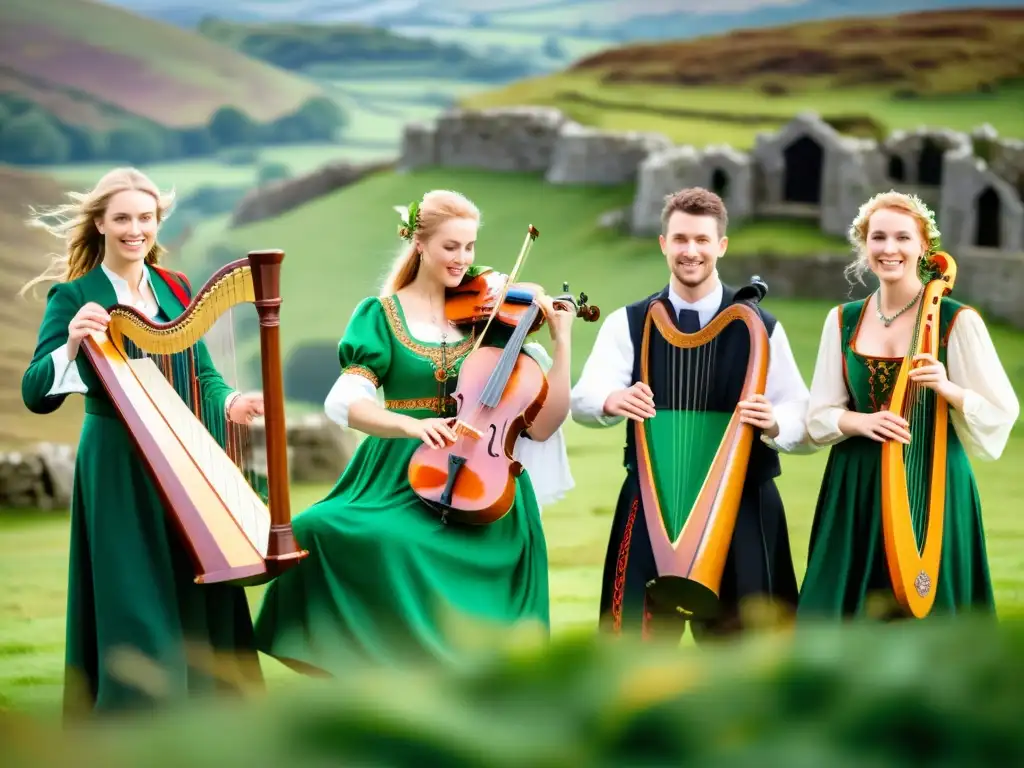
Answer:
[{"left": 4, "top": 614, "right": 1023, "bottom": 767}]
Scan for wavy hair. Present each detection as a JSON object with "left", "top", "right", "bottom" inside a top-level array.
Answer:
[{"left": 20, "top": 167, "right": 175, "bottom": 298}]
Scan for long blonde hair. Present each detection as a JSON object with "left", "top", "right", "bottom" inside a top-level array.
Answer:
[
  {"left": 844, "top": 189, "right": 942, "bottom": 285},
  {"left": 20, "top": 167, "right": 175, "bottom": 298},
  {"left": 379, "top": 189, "right": 481, "bottom": 296}
]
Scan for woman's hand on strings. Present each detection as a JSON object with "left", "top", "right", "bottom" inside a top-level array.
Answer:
[
  {"left": 737, "top": 393, "right": 779, "bottom": 438},
  {"left": 66, "top": 302, "right": 110, "bottom": 360},
  {"left": 852, "top": 411, "right": 911, "bottom": 444},
  {"left": 535, "top": 293, "right": 575, "bottom": 343},
  {"left": 407, "top": 417, "right": 458, "bottom": 449},
  {"left": 907, "top": 353, "right": 951, "bottom": 396},
  {"left": 603, "top": 382, "right": 656, "bottom": 422},
  {"left": 227, "top": 392, "right": 264, "bottom": 424}
]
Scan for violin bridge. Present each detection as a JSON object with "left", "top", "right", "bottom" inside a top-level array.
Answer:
[{"left": 453, "top": 420, "right": 483, "bottom": 439}]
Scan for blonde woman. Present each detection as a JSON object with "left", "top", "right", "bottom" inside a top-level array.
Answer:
[
  {"left": 254, "top": 189, "right": 576, "bottom": 671},
  {"left": 798, "top": 191, "right": 1019, "bottom": 620},
  {"left": 20, "top": 168, "right": 264, "bottom": 718}
]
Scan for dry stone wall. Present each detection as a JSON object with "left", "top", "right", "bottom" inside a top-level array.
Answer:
[
  {"left": 396, "top": 107, "right": 1024, "bottom": 328},
  {"left": 0, "top": 415, "right": 360, "bottom": 511},
  {"left": 230, "top": 159, "right": 394, "bottom": 228},
  {"left": 400, "top": 108, "right": 1022, "bottom": 243}
]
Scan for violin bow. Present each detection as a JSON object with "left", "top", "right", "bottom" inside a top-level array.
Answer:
[{"left": 470, "top": 224, "right": 539, "bottom": 354}]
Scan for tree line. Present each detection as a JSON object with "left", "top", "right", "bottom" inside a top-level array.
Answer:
[
  {"left": 0, "top": 92, "right": 347, "bottom": 166},
  {"left": 197, "top": 16, "right": 539, "bottom": 81}
]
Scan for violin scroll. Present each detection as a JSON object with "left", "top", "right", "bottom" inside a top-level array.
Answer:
[{"left": 553, "top": 281, "right": 600, "bottom": 323}]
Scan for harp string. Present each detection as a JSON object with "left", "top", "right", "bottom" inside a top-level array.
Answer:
[
  {"left": 657, "top": 328, "right": 722, "bottom": 540},
  {"left": 900, "top": 320, "right": 935, "bottom": 554},
  {"left": 117, "top": 299, "right": 260, "bottom": 496}
]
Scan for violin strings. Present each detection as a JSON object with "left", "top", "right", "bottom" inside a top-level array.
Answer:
[{"left": 457, "top": 301, "right": 541, "bottom": 437}]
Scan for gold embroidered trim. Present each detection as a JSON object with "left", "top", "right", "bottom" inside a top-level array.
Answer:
[
  {"left": 379, "top": 295, "right": 475, "bottom": 370},
  {"left": 344, "top": 364, "right": 379, "bottom": 388},
  {"left": 385, "top": 396, "right": 456, "bottom": 413}
]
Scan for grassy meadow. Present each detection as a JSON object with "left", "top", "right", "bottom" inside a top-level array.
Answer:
[
  {"left": 3, "top": 164, "right": 1023, "bottom": 722},
  {"left": 3, "top": 1, "right": 1024, "bottom": 733}
]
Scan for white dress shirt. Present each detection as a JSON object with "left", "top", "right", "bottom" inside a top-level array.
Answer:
[
  {"left": 324, "top": 319, "right": 575, "bottom": 511},
  {"left": 46, "top": 264, "right": 239, "bottom": 414},
  {"left": 569, "top": 275, "right": 815, "bottom": 454},
  {"left": 806, "top": 305, "right": 1019, "bottom": 459}
]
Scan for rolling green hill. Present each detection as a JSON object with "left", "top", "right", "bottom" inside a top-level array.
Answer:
[
  {"left": 0, "top": 166, "right": 84, "bottom": 449},
  {"left": 0, "top": 0, "right": 326, "bottom": 129},
  {"left": 461, "top": 9, "right": 1024, "bottom": 148}
]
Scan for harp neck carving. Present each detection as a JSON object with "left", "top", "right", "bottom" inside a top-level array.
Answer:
[
  {"left": 881, "top": 251, "right": 957, "bottom": 619},
  {"left": 80, "top": 249, "right": 307, "bottom": 587}
]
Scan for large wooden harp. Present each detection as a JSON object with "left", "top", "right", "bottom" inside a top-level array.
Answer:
[
  {"left": 881, "top": 251, "right": 957, "bottom": 618},
  {"left": 635, "top": 277, "right": 771, "bottom": 621},
  {"left": 79, "top": 250, "right": 307, "bottom": 586}
]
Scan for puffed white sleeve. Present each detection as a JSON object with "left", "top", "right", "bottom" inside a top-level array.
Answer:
[
  {"left": 945, "top": 308, "right": 1020, "bottom": 460},
  {"left": 805, "top": 306, "right": 852, "bottom": 448},
  {"left": 514, "top": 341, "right": 575, "bottom": 508},
  {"left": 46, "top": 345, "right": 88, "bottom": 396},
  {"left": 324, "top": 373, "right": 382, "bottom": 429},
  {"left": 323, "top": 297, "right": 391, "bottom": 429},
  {"left": 569, "top": 307, "right": 633, "bottom": 427}
]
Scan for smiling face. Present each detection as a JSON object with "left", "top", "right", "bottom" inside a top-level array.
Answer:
[
  {"left": 659, "top": 210, "right": 727, "bottom": 290},
  {"left": 416, "top": 216, "right": 477, "bottom": 288},
  {"left": 95, "top": 189, "right": 159, "bottom": 266},
  {"left": 866, "top": 206, "right": 927, "bottom": 285}
]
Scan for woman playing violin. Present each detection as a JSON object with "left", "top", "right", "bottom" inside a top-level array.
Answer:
[{"left": 253, "top": 189, "right": 576, "bottom": 671}]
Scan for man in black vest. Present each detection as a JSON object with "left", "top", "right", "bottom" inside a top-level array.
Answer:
[{"left": 569, "top": 187, "right": 815, "bottom": 644}]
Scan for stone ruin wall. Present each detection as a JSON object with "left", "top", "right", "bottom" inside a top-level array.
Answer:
[
  {"left": 0, "top": 415, "right": 360, "bottom": 511},
  {"left": 399, "top": 106, "right": 1024, "bottom": 254},
  {"left": 398, "top": 106, "right": 1024, "bottom": 328}
]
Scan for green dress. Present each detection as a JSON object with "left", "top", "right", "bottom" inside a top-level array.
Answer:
[
  {"left": 798, "top": 298, "right": 996, "bottom": 619},
  {"left": 21, "top": 264, "right": 262, "bottom": 719},
  {"left": 253, "top": 292, "right": 551, "bottom": 671}
]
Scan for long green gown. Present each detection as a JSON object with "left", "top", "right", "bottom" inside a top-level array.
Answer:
[
  {"left": 21, "top": 264, "right": 262, "bottom": 719},
  {"left": 253, "top": 292, "right": 551, "bottom": 671},
  {"left": 798, "top": 298, "right": 1000, "bottom": 620}
]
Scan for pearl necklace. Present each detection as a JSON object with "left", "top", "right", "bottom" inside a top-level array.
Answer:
[{"left": 875, "top": 287, "right": 923, "bottom": 328}]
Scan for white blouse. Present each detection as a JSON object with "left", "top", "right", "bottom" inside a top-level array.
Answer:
[
  {"left": 324, "top": 319, "right": 575, "bottom": 511},
  {"left": 47, "top": 263, "right": 162, "bottom": 397},
  {"left": 806, "top": 305, "right": 1020, "bottom": 459},
  {"left": 569, "top": 278, "right": 817, "bottom": 454}
]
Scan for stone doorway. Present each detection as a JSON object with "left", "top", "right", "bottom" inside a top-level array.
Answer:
[
  {"left": 782, "top": 135, "right": 823, "bottom": 204},
  {"left": 974, "top": 186, "right": 1001, "bottom": 248},
  {"left": 711, "top": 167, "right": 730, "bottom": 200},
  {"left": 888, "top": 154, "right": 905, "bottom": 182},
  {"left": 917, "top": 139, "right": 944, "bottom": 186}
]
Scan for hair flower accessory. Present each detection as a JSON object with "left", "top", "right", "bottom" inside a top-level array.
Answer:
[{"left": 394, "top": 200, "right": 420, "bottom": 241}]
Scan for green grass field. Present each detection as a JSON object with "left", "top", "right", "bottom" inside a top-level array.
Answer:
[
  {"left": 2, "top": 163, "right": 1023, "bottom": 721},
  {"left": 4, "top": 350, "right": 1022, "bottom": 720}
]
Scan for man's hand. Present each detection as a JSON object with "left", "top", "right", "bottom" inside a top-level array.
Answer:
[
  {"left": 737, "top": 393, "right": 778, "bottom": 438},
  {"left": 603, "top": 382, "right": 656, "bottom": 422}
]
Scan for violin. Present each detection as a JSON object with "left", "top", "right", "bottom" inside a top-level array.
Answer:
[{"left": 407, "top": 224, "right": 600, "bottom": 526}]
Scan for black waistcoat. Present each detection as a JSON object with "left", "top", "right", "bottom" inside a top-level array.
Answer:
[{"left": 621, "top": 283, "right": 782, "bottom": 486}]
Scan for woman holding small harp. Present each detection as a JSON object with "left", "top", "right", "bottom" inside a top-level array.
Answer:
[{"left": 799, "top": 191, "right": 1019, "bottom": 620}]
